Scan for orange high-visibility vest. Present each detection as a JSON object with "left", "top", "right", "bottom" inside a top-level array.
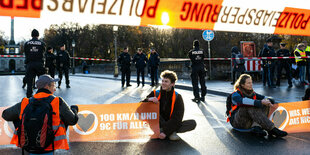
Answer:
[
  {"left": 153, "top": 90, "right": 178, "bottom": 119},
  {"left": 227, "top": 88, "right": 257, "bottom": 122},
  {"left": 11, "top": 92, "right": 69, "bottom": 151}
]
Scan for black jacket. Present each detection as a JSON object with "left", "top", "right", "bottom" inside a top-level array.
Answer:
[
  {"left": 276, "top": 49, "right": 291, "bottom": 64},
  {"left": 24, "top": 38, "right": 46, "bottom": 64},
  {"left": 45, "top": 52, "right": 56, "bottom": 68},
  {"left": 57, "top": 50, "right": 71, "bottom": 68},
  {"left": 2, "top": 89, "right": 79, "bottom": 127},
  {"left": 149, "top": 52, "right": 160, "bottom": 68},
  {"left": 118, "top": 52, "right": 131, "bottom": 68},
  {"left": 259, "top": 44, "right": 276, "bottom": 66},
  {"left": 188, "top": 48, "right": 205, "bottom": 67},
  {"left": 143, "top": 87, "right": 184, "bottom": 136},
  {"left": 132, "top": 53, "right": 148, "bottom": 69}
]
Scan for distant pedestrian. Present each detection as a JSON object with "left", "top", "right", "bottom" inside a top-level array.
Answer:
[
  {"left": 24, "top": 29, "right": 46, "bottom": 97},
  {"left": 276, "top": 42, "right": 292, "bottom": 87},
  {"left": 231, "top": 46, "right": 245, "bottom": 85},
  {"left": 143, "top": 70, "right": 196, "bottom": 140},
  {"left": 188, "top": 40, "right": 207, "bottom": 103},
  {"left": 57, "top": 44, "right": 71, "bottom": 88},
  {"left": 149, "top": 48, "right": 160, "bottom": 86},
  {"left": 294, "top": 43, "right": 308, "bottom": 85},
  {"left": 2, "top": 74, "right": 79, "bottom": 154},
  {"left": 132, "top": 48, "right": 148, "bottom": 87},
  {"left": 82, "top": 60, "right": 88, "bottom": 74},
  {"left": 118, "top": 47, "right": 132, "bottom": 87},
  {"left": 259, "top": 38, "right": 276, "bottom": 88},
  {"left": 228, "top": 74, "right": 287, "bottom": 138},
  {"left": 45, "top": 47, "right": 56, "bottom": 78}
]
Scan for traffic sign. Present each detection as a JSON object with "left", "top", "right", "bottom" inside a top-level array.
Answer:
[{"left": 202, "top": 30, "right": 214, "bottom": 41}]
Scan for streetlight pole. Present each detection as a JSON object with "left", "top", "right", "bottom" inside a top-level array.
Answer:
[
  {"left": 113, "top": 26, "right": 119, "bottom": 77},
  {"left": 72, "top": 39, "right": 76, "bottom": 74}
]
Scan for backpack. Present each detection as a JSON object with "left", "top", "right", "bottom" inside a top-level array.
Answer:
[
  {"left": 18, "top": 96, "right": 56, "bottom": 153},
  {"left": 226, "top": 93, "right": 233, "bottom": 116},
  {"left": 235, "top": 53, "right": 245, "bottom": 65}
]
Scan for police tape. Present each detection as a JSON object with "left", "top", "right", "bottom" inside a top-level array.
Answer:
[{"left": 0, "top": 55, "right": 307, "bottom": 61}]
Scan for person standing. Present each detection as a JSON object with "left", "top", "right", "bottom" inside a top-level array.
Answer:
[
  {"left": 188, "top": 40, "right": 207, "bottom": 103},
  {"left": 259, "top": 38, "right": 276, "bottom": 88},
  {"left": 149, "top": 48, "right": 160, "bottom": 86},
  {"left": 276, "top": 42, "right": 292, "bottom": 87},
  {"left": 57, "top": 44, "right": 71, "bottom": 88},
  {"left": 132, "top": 48, "right": 148, "bottom": 87},
  {"left": 2, "top": 74, "right": 79, "bottom": 154},
  {"left": 45, "top": 47, "right": 56, "bottom": 78},
  {"left": 303, "top": 41, "right": 310, "bottom": 83},
  {"left": 231, "top": 46, "right": 245, "bottom": 85},
  {"left": 294, "top": 43, "right": 308, "bottom": 85},
  {"left": 24, "top": 29, "right": 46, "bottom": 98},
  {"left": 118, "top": 47, "right": 132, "bottom": 87}
]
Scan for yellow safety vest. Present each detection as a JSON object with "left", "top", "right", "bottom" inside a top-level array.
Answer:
[
  {"left": 295, "top": 48, "right": 306, "bottom": 63},
  {"left": 306, "top": 46, "right": 310, "bottom": 52}
]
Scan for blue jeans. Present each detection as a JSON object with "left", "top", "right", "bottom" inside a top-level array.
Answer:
[{"left": 299, "top": 65, "right": 306, "bottom": 83}]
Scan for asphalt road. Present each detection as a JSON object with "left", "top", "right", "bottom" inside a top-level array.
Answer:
[{"left": 0, "top": 74, "right": 309, "bottom": 155}]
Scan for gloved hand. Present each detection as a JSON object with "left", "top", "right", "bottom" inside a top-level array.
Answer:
[
  {"left": 267, "top": 97, "right": 276, "bottom": 104},
  {"left": 70, "top": 105, "right": 79, "bottom": 113}
]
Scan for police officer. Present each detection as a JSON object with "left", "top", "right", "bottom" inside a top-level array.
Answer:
[
  {"left": 118, "top": 47, "right": 132, "bottom": 87},
  {"left": 259, "top": 38, "right": 276, "bottom": 88},
  {"left": 24, "top": 29, "right": 46, "bottom": 97},
  {"left": 276, "top": 42, "right": 292, "bottom": 87},
  {"left": 188, "top": 40, "right": 207, "bottom": 103},
  {"left": 45, "top": 47, "right": 56, "bottom": 78},
  {"left": 57, "top": 44, "right": 71, "bottom": 88},
  {"left": 303, "top": 41, "right": 310, "bottom": 83},
  {"left": 149, "top": 48, "right": 160, "bottom": 86},
  {"left": 294, "top": 43, "right": 308, "bottom": 85},
  {"left": 132, "top": 48, "right": 148, "bottom": 87}
]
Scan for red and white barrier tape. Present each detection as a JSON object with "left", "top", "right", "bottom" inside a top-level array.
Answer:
[{"left": 0, "top": 55, "right": 308, "bottom": 61}]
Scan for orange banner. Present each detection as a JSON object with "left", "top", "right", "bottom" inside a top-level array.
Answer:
[
  {"left": 0, "top": 0, "right": 41, "bottom": 18},
  {"left": 269, "top": 101, "right": 310, "bottom": 133},
  {"left": 0, "top": 107, "right": 15, "bottom": 145},
  {"left": 69, "top": 102, "right": 160, "bottom": 142}
]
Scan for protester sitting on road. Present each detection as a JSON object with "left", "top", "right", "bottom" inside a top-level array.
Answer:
[
  {"left": 2, "top": 74, "right": 79, "bottom": 154},
  {"left": 227, "top": 74, "right": 288, "bottom": 138},
  {"left": 302, "top": 87, "right": 310, "bottom": 101},
  {"left": 142, "top": 70, "right": 196, "bottom": 140}
]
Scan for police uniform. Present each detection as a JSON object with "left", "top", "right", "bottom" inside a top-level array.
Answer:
[
  {"left": 259, "top": 43, "right": 276, "bottom": 87},
  {"left": 24, "top": 33, "right": 46, "bottom": 97},
  {"left": 57, "top": 48, "right": 71, "bottom": 88},
  {"left": 132, "top": 51, "right": 148, "bottom": 86},
  {"left": 45, "top": 49, "right": 56, "bottom": 78},
  {"left": 188, "top": 40, "right": 207, "bottom": 102},
  {"left": 305, "top": 45, "right": 310, "bottom": 83},
  {"left": 149, "top": 51, "right": 160, "bottom": 86},
  {"left": 294, "top": 46, "right": 307, "bottom": 85},
  {"left": 118, "top": 51, "right": 131, "bottom": 87},
  {"left": 276, "top": 45, "right": 292, "bottom": 87}
]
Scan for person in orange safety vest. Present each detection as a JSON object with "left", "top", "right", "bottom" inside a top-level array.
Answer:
[{"left": 2, "top": 74, "right": 79, "bottom": 154}]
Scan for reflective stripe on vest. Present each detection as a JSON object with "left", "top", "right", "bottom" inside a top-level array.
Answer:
[
  {"left": 153, "top": 89, "right": 177, "bottom": 119},
  {"left": 226, "top": 88, "right": 257, "bottom": 122},
  {"left": 295, "top": 48, "right": 306, "bottom": 62},
  {"left": 11, "top": 92, "right": 69, "bottom": 151},
  {"left": 306, "top": 46, "right": 310, "bottom": 52}
]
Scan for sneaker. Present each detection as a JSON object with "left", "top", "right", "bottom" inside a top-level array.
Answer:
[
  {"left": 66, "top": 85, "right": 71, "bottom": 88},
  {"left": 169, "top": 132, "right": 181, "bottom": 141},
  {"left": 268, "top": 127, "right": 288, "bottom": 138},
  {"left": 191, "top": 98, "right": 200, "bottom": 103}
]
